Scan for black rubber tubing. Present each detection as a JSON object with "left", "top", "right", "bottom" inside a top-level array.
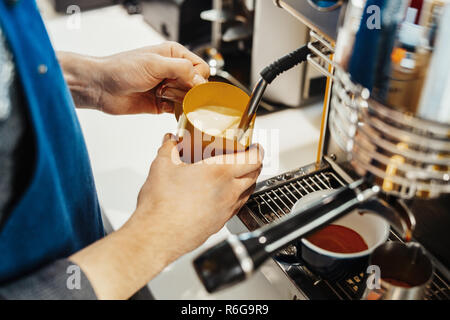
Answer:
[{"left": 260, "top": 45, "right": 311, "bottom": 84}]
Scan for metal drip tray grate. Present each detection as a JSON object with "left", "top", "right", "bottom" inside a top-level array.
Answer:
[
  {"left": 239, "top": 166, "right": 450, "bottom": 300},
  {"left": 245, "top": 170, "right": 346, "bottom": 225}
]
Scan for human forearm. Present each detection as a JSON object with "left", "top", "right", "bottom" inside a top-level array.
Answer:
[
  {"left": 69, "top": 211, "right": 179, "bottom": 300},
  {"left": 58, "top": 43, "right": 209, "bottom": 115},
  {"left": 67, "top": 126, "right": 263, "bottom": 300},
  {"left": 57, "top": 51, "right": 105, "bottom": 110}
]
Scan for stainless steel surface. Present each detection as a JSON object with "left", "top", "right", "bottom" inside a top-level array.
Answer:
[
  {"left": 235, "top": 164, "right": 449, "bottom": 300},
  {"left": 200, "top": 8, "right": 236, "bottom": 23},
  {"left": 252, "top": 0, "right": 323, "bottom": 107},
  {"left": 203, "top": 0, "right": 254, "bottom": 48},
  {"left": 239, "top": 164, "right": 347, "bottom": 226},
  {"left": 299, "top": 1, "right": 450, "bottom": 199},
  {"left": 221, "top": 0, "right": 450, "bottom": 300},
  {"left": 330, "top": 68, "right": 450, "bottom": 199},
  {"left": 363, "top": 242, "right": 434, "bottom": 300},
  {"left": 211, "top": 0, "right": 225, "bottom": 49},
  {"left": 237, "top": 77, "right": 267, "bottom": 139},
  {"left": 222, "top": 24, "right": 252, "bottom": 42},
  {"left": 306, "top": 30, "right": 336, "bottom": 80},
  {"left": 275, "top": 0, "right": 341, "bottom": 42}
]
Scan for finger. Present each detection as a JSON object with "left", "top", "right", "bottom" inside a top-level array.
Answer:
[
  {"left": 193, "top": 74, "right": 208, "bottom": 86},
  {"left": 235, "top": 166, "right": 262, "bottom": 191},
  {"left": 239, "top": 183, "right": 257, "bottom": 203},
  {"left": 232, "top": 183, "right": 257, "bottom": 215},
  {"left": 193, "top": 65, "right": 210, "bottom": 82},
  {"left": 152, "top": 56, "right": 197, "bottom": 87},
  {"left": 158, "top": 133, "right": 183, "bottom": 165},
  {"left": 160, "top": 101, "right": 175, "bottom": 114},
  {"left": 164, "top": 42, "right": 210, "bottom": 79},
  {"left": 161, "top": 133, "right": 176, "bottom": 145}
]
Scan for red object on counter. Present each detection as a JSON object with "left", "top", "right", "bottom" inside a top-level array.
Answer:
[{"left": 410, "top": 0, "right": 424, "bottom": 24}]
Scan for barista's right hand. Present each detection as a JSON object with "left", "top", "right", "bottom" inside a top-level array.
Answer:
[
  {"left": 69, "top": 133, "right": 263, "bottom": 299},
  {"left": 129, "top": 133, "right": 264, "bottom": 263}
]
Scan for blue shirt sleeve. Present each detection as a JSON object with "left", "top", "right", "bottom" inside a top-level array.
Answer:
[{"left": 0, "top": 259, "right": 97, "bottom": 300}]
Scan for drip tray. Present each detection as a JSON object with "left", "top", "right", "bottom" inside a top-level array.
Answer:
[{"left": 236, "top": 163, "right": 450, "bottom": 300}]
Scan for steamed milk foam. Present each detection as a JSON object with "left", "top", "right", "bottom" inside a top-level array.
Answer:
[{"left": 186, "top": 105, "right": 242, "bottom": 139}]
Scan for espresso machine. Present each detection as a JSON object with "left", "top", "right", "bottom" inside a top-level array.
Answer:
[{"left": 193, "top": 0, "right": 450, "bottom": 300}]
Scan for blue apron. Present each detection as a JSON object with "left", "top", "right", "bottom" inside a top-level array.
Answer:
[{"left": 0, "top": 0, "right": 104, "bottom": 282}]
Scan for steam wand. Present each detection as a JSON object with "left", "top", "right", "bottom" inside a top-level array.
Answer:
[{"left": 236, "top": 45, "right": 311, "bottom": 139}]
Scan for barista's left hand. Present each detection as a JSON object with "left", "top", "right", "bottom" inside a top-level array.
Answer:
[{"left": 58, "top": 42, "right": 210, "bottom": 114}]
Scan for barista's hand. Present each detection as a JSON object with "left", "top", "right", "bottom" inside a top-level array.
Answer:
[
  {"left": 70, "top": 133, "right": 263, "bottom": 299},
  {"left": 128, "top": 133, "right": 264, "bottom": 261},
  {"left": 59, "top": 42, "right": 209, "bottom": 114}
]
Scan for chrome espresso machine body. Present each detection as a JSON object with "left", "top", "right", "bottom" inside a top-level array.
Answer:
[{"left": 194, "top": 0, "right": 450, "bottom": 300}]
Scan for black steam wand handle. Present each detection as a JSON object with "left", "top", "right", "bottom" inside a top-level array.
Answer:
[
  {"left": 260, "top": 44, "right": 311, "bottom": 84},
  {"left": 193, "top": 180, "right": 380, "bottom": 293},
  {"left": 236, "top": 45, "right": 311, "bottom": 139}
]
